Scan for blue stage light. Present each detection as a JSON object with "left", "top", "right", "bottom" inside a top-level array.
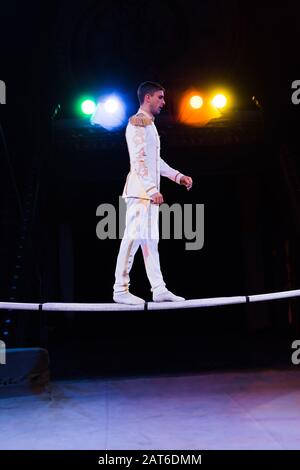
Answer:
[{"left": 91, "top": 94, "right": 126, "bottom": 130}]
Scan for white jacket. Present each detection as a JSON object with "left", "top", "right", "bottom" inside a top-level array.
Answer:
[{"left": 122, "top": 108, "right": 184, "bottom": 200}]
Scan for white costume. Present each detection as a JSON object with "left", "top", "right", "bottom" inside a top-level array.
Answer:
[{"left": 113, "top": 108, "right": 184, "bottom": 298}]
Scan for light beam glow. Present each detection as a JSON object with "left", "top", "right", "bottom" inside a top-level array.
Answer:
[
  {"left": 91, "top": 94, "right": 126, "bottom": 130},
  {"left": 189, "top": 95, "right": 203, "bottom": 109},
  {"left": 212, "top": 94, "right": 227, "bottom": 108},
  {"left": 81, "top": 99, "right": 96, "bottom": 115}
]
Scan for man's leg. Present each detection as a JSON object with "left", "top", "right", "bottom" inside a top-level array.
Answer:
[
  {"left": 141, "top": 201, "right": 185, "bottom": 302},
  {"left": 113, "top": 236, "right": 140, "bottom": 294},
  {"left": 141, "top": 238, "right": 166, "bottom": 295},
  {"left": 113, "top": 198, "right": 144, "bottom": 304},
  {"left": 140, "top": 202, "right": 166, "bottom": 295}
]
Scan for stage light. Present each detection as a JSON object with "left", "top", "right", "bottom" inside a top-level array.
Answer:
[
  {"left": 104, "top": 98, "right": 119, "bottom": 113},
  {"left": 81, "top": 99, "right": 96, "bottom": 115},
  {"left": 189, "top": 95, "right": 203, "bottom": 109},
  {"left": 212, "top": 94, "right": 227, "bottom": 108},
  {"left": 178, "top": 89, "right": 220, "bottom": 126},
  {"left": 91, "top": 94, "right": 126, "bottom": 130}
]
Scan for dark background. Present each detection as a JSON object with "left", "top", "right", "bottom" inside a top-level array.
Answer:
[{"left": 1, "top": 0, "right": 300, "bottom": 377}]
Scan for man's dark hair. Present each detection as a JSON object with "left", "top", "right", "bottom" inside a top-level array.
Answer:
[{"left": 137, "top": 81, "right": 165, "bottom": 105}]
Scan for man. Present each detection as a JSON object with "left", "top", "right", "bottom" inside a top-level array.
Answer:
[{"left": 113, "top": 81, "right": 193, "bottom": 305}]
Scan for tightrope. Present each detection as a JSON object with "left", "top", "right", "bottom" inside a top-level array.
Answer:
[{"left": 1, "top": 289, "right": 300, "bottom": 312}]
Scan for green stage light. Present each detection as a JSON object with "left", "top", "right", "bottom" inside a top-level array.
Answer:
[{"left": 81, "top": 99, "right": 96, "bottom": 115}]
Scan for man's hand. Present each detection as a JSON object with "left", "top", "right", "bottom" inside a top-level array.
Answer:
[
  {"left": 180, "top": 175, "right": 193, "bottom": 191},
  {"left": 151, "top": 192, "right": 164, "bottom": 205}
]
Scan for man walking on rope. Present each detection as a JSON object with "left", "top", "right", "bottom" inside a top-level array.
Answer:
[{"left": 113, "top": 81, "right": 193, "bottom": 305}]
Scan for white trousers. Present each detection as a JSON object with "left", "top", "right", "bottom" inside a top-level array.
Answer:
[{"left": 113, "top": 198, "right": 166, "bottom": 294}]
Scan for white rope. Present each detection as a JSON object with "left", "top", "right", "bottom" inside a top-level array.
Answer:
[
  {"left": 248, "top": 289, "right": 300, "bottom": 302},
  {"left": 43, "top": 302, "right": 144, "bottom": 312},
  {"left": 0, "top": 302, "right": 40, "bottom": 311},
  {"left": 1, "top": 289, "right": 300, "bottom": 312}
]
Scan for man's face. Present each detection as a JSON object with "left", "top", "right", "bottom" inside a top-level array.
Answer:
[{"left": 147, "top": 90, "right": 166, "bottom": 115}]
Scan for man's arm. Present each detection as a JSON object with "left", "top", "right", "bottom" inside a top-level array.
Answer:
[
  {"left": 160, "top": 157, "right": 184, "bottom": 184},
  {"left": 160, "top": 158, "right": 193, "bottom": 190}
]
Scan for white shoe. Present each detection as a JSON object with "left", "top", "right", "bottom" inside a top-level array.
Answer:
[
  {"left": 153, "top": 290, "right": 185, "bottom": 302},
  {"left": 113, "top": 291, "right": 145, "bottom": 305}
]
